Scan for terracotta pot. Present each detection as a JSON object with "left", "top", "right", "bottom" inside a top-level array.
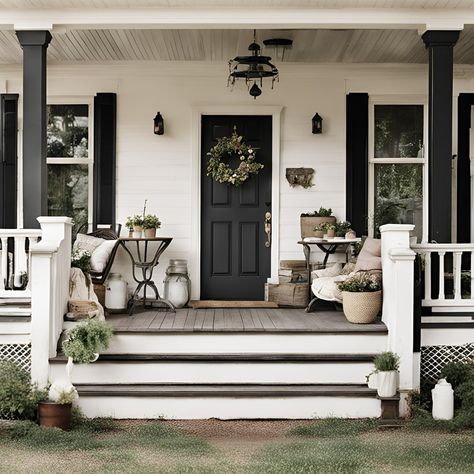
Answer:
[
  {"left": 314, "top": 230, "right": 324, "bottom": 238},
  {"left": 377, "top": 371, "right": 398, "bottom": 397},
  {"left": 342, "top": 290, "right": 382, "bottom": 324},
  {"left": 38, "top": 402, "right": 72, "bottom": 430},
  {"left": 144, "top": 228, "right": 156, "bottom": 238},
  {"left": 300, "top": 216, "right": 336, "bottom": 239},
  {"left": 326, "top": 228, "right": 336, "bottom": 238}
]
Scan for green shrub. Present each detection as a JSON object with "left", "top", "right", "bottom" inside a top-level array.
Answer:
[
  {"left": 373, "top": 352, "right": 400, "bottom": 372},
  {"left": 0, "top": 361, "right": 46, "bottom": 420},
  {"left": 301, "top": 207, "right": 332, "bottom": 218},
  {"left": 62, "top": 319, "right": 113, "bottom": 364}
]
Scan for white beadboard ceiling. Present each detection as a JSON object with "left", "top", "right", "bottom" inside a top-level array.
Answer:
[
  {"left": 1, "top": 28, "right": 474, "bottom": 64},
  {"left": 0, "top": 0, "right": 472, "bottom": 8}
]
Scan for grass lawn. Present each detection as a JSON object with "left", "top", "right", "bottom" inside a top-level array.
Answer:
[{"left": 0, "top": 417, "right": 473, "bottom": 473}]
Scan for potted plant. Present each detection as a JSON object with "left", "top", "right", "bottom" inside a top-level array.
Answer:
[
  {"left": 300, "top": 207, "right": 336, "bottom": 239},
  {"left": 335, "top": 221, "right": 352, "bottom": 237},
  {"left": 38, "top": 386, "right": 77, "bottom": 430},
  {"left": 326, "top": 223, "right": 336, "bottom": 238},
  {"left": 313, "top": 223, "right": 326, "bottom": 238},
  {"left": 373, "top": 352, "right": 400, "bottom": 397},
  {"left": 42, "top": 320, "right": 114, "bottom": 429},
  {"left": 125, "top": 217, "right": 134, "bottom": 237},
  {"left": 142, "top": 214, "right": 161, "bottom": 238},
  {"left": 338, "top": 273, "right": 382, "bottom": 324},
  {"left": 126, "top": 215, "right": 144, "bottom": 238}
]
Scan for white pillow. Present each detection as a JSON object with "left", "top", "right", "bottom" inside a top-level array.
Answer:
[
  {"left": 73, "top": 233, "right": 104, "bottom": 256},
  {"left": 90, "top": 239, "right": 117, "bottom": 273}
]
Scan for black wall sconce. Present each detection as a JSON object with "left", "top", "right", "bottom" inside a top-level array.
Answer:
[
  {"left": 154, "top": 111, "right": 164, "bottom": 135},
  {"left": 312, "top": 113, "right": 323, "bottom": 134}
]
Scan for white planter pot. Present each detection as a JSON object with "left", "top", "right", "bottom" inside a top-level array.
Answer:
[
  {"left": 367, "top": 372, "right": 378, "bottom": 389},
  {"left": 377, "top": 371, "right": 398, "bottom": 397}
]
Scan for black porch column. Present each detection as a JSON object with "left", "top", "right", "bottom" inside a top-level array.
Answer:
[
  {"left": 422, "top": 30, "right": 460, "bottom": 243},
  {"left": 16, "top": 30, "right": 52, "bottom": 228}
]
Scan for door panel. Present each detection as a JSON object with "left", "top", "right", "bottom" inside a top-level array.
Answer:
[{"left": 201, "top": 115, "right": 272, "bottom": 300}]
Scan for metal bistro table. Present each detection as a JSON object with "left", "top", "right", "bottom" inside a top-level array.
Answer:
[
  {"left": 298, "top": 237, "right": 361, "bottom": 313},
  {"left": 119, "top": 237, "right": 174, "bottom": 315}
]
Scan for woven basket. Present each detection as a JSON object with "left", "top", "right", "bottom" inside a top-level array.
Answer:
[
  {"left": 342, "top": 290, "right": 382, "bottom": 324},
  {"left": 68, "top": 300, "right": 98, "bottom": 314}
]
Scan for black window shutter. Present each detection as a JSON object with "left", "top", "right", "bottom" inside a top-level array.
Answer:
[
  {"left": 457, "top": 93, "right": 474, "bottom": 243},
  {"left": 93, "top": 93, "right": 117, "bottom": 228},
  {"left": 0, "top": 94, "right": 19, "bottom": 228},
  {"left": 346, "top": 93, "right": 369, "bottom": 236}
]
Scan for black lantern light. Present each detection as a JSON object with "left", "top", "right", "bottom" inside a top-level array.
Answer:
[
  {"left": 312, "top": 113, "right": 323, "bottom": 134},
  {"left": 153, "top": 112, "right": 164, "bottom": 135}
]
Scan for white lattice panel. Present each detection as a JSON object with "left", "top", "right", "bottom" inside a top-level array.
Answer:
[
  {"left": 0, "top": 343, "right": 31, "bottom": 372},
  {"left": 421, "top": 343, "right": 474, "bottom": 381}
]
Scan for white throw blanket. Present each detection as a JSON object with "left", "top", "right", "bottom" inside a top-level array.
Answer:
[{"left": 69, "top": 267, "right": 105, "bottom": 320}]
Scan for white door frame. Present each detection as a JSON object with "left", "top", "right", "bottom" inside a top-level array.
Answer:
[{"left": 190, "top": 105, "right": 283, "bottom": 300}]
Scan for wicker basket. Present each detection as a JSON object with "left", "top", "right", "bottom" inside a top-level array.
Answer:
[
  {"left": 68, "top": 300, "right": 98, "bottom": 314},
  {"left": 342, "top": 290, "right": 382, "bottom": 324}
]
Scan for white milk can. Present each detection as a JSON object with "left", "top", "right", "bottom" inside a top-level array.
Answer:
[
  {"left": 432, "top": 378, "right": 454, "bottom": 420},
  {"left": 105, "top": 273, "right": 128, "bottom": 311}
]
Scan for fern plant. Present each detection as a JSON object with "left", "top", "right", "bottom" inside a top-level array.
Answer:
[
  {"left": 62, "top": 320, "right": 113, "bottom": 364},
  {"left": 373, "top": 352, "right": 400, "bottom": 372}
]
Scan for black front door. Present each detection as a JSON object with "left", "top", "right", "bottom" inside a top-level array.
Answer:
[{"left": 201, "top": 115, "right": 272, "bottom": 300}]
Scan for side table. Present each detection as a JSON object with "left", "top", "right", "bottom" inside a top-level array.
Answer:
[{"left": 119, "top": 237, "right": 174, "bottom": 315}]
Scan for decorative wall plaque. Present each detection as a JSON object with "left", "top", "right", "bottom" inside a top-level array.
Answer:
[{"left": 285, "top": 167, "right": 314, "bottom": 189}]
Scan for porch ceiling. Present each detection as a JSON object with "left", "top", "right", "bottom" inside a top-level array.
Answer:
[
  {"left": 1, "top": 27, "right": 474, "bottom": 65},
  {"left": 0, "top": 1, "right": 471, "bottom": 9}
]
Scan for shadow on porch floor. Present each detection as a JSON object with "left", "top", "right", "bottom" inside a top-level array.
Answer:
[{"left": 105, "top": 307, "right": 387, "bottom": 334}]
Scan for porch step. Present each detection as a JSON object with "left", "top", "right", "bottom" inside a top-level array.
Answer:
[
  {"left": 104, "top": 332, "right": 388, "bottom": 355},
  {"left": 75, "top": 383, "right": 381, "bottom": 419},
  {"left": 49, "top": 353, "right": 377, "bottom": 385}
]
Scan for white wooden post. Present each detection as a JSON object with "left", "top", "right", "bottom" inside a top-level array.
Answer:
[
  {"left": 30, "top": 217, "right": 72, "bottom": 387},
  {"left": 380, "top": 224, "right": 418, "bottom": 417}
]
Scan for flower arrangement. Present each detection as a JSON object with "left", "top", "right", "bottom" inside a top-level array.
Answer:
[
  {"left": 207, "top": 130, "right": 264, "bottom": 186},
  {"left": 338, "top": 273, "right": 382, "bottom": 293},
  {"left": 71, "top": 249, "right": 91, "bottom": 274}
]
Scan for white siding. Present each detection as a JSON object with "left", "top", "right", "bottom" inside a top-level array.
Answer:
[{"left": 1, "top": 62, "right": 474, "bottom": 298}]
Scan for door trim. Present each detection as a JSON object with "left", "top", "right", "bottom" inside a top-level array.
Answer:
[{"left": 191, "top": 105, "right": 282, "bottom": 300}]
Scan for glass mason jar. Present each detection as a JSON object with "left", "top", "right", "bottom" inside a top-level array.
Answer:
[
  {"left": 105, "top": 273, "right": 128, "bottom": 311},
  {"left": 163, "top": 259, "right": 191, "bottom": 309}
]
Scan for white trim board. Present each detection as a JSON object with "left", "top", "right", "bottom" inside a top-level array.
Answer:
[{"left": 191, "top": 105, "right": 282, "bottom": 300}]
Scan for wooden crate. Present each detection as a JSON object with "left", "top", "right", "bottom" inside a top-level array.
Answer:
[{"left": 265, "top": 282, "right": 309, "bottom": 307}]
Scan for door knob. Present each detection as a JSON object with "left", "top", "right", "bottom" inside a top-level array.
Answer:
[{"left": 264, "top": 212, "right": 272, "bottom": 248}]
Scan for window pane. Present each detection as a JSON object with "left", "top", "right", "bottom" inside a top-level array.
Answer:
[
  {"left": 48, "top": 164, "right": 88, "bottom": 236},
  {"left": 374, "top": 105, "right": 423, "bottom": 158},
  {"left": 47, "top": 104, "right": 89, "bottom": 158},
  {"left": 374, "top": 163, "right": 423, "bottom": 240}
]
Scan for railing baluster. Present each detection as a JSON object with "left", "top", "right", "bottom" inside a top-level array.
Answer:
[
  {"left": 424, "top": 251, "right": 431, "bottom": 301},
  {"left": 438, "top": 251, "right": 445, "bottom": 300},
  {"left": 0, "top": 237, "right": 7, "bottom": 290},
  {"left": 471, "top": 251, "right": 474, "bottom": 299},
  {"left": 454, "top": 251, "right": 463, "bottom": 300},
  {"left": 14, "top": 236, "right": 27, "bottom": 288}
]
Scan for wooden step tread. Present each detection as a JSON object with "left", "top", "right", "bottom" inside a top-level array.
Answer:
[
  {"left": 51, "top": 353, "right": 377, "bottom": 363},
  {"left": 0, "top": 315, "right": 31, "bottom": 322},
  {"left": 75, "top": 383, "right": 377, "bottom": 398}
]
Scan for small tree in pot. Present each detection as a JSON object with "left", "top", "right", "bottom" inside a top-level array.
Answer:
[
  {"left": 338, "top": 272, "right": 382, "bottom": 324},
  {"left": 373, "top": 351, "right": 400, "bottom": 398}
]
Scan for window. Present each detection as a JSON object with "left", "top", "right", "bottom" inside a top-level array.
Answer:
[
  {"left": 46, "top": 101, "right": 93, "bottom": 237},
  {"left": 369, "top": 100, "right": 427, "bottom": 242}
]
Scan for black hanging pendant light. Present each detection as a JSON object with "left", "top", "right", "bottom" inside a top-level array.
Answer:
[{"left": 228, "top": 30, "right": 279, "bottom": 99}]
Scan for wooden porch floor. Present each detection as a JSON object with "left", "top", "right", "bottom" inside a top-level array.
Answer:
[{"left": 106, "top": 308, "right": 387, "bottom": 334}]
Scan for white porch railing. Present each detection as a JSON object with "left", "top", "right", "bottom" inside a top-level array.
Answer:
[
  {"left": 0, "top": 229, "right": 42, "bottom": 298},
  {"left": 380, "top": 224, "right": 418, "bottom": 417},
  {"left": 412, "top": 243, "right": 474, "bottom": 311},
  {"left": 29, "top": 217, "right": 72, "bottom": 387}
]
